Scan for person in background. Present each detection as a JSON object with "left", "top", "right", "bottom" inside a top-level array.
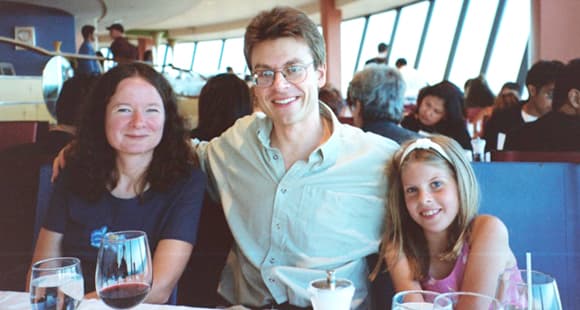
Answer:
[
  {"left": 463, "top": 75, "right": 495, "bottom": 137},
  {"left": 371, "top": 135, "right": 520, "bottom": 305},
  {"left": 498, "top": 82, "right": 521, "bottom": 100},
  {"left": 395, "top": 58, "right": 428, "bottom": 105},
  {"left": 483, "top": 60, "right": 564, "bottom": 151},
  {"left": 464, "top": 75, "right": 495, "bottom": 109},
  {"left": 31, "top": 63, "right": 205, "bottom": 304},
  {"left": 77, "top": 25, "right": 101, "bottom": 77},
  {"left": 143, "top": 49, "right": 154, "bottom": 64},
  {"left": 401, "top": 81, "right": 472, "bottom": 149},
  {"left": 191, "top": 73, "right": 252, "bottom": 141},
  {"left": 183, "top": 73, "right": 252, "bottom": 306},
  {"left": 194, "top": 6, "right": 398, "bottom": 309},
  {"left": 472, "top": 82, "right": 521, "bottom": 137},
  {"left": 505, "top": 58, "right": 580, "bottom": 151},
  {"left": 107, "top": 23, "right": 138, "bottom": 62},
  {"left": 348, "top": 63, "right": 420, "bottom": 144},
  {"left": 365, "top": 42, "right": 389, "bottom": 65},
  {"left": 318, "top": 83, "right": 347, "bottom": 118}
]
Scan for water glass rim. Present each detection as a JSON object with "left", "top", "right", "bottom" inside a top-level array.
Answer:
[
  {"left": 393, "top": 289, "right": 441, "bottom": 303},
  {"left": 104, "top": 230, "right": 147, "bottom": 241},
  {"left": 513, "top": 269, "right": 556, "bottom": 278},
  {"left": 31, "top": 257, "right": 81, "bottom": 271},
  {"left": 434, "top": 291, "right": 502, "bottom": 305},
  {"left": 499, "top": 269, "right": 558, "bottom": 285}
]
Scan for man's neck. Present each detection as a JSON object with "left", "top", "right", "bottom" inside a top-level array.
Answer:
[
  {"left": 270, "top": 108, "right": 332, "bottom": 170},
  {"left": 522, "top": 99, "right": 542, "bottom": 117}
]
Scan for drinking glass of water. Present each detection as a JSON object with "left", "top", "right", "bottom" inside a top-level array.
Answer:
[
  {"left": 392, "top": 290, "right": 440, "bottom": 309},
  {"left": 495, "top": 269, "right": 562, "bottom": 310},
  {"left": 433, "top": 291, "right": 502, "bottom": 309},
  {"left": 96, "top": 230, "right": 152, "bottom": 309},
  {"left": 29, "top": 257, "right": 84, "bottom": 310}
]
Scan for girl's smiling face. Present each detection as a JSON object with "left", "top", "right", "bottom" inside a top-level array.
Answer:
[{"left": 401, "top": 160, "right": 460, "bottom": 237}]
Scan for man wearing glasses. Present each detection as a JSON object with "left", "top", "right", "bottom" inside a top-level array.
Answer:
[{"left": 194, "top": 6, "right": 398, "bottom": 310}]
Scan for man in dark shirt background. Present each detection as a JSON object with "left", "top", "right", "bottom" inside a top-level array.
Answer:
[
  {"left": 107, "top": 23, "right": 138, "bottom": 62},
  {"left": 365, "top": 42, "right": 389, "bottom": 65},
  {"left": 505, "top": 58, "right": 580, "bottom": 151},
  {"left": 483, "top": 60, "right": 564, "bottom": 151}
]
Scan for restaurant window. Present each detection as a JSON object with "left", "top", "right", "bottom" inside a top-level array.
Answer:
[
  {"left": 191, "top": 39, "right": 223, "bottom": 77},
  {"left": 340, "top": 17, "right": 365, "bottom": 96},
  {"left": 448, "top": 0, "right": 499, "bottom": 89},
  {"left": 356, "top": 10, "right": 397, "bottom": 72},
  {"left": 218, "top": 37, "right": 247, "bottom": 75},
  {"left": 417, "top": 0, "right": 463, "bottom": 84},
  {"left": 485, "top": 0, "right": 531, "bottom": 94},
  {"left": 389, "top": 1, "right": 430, "bottom": 69},
  {"left": 173, "top": 42, "right": 195, "bottom": 71}
]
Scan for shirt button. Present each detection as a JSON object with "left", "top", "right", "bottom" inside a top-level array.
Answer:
[
  {"left": 269, "top": 257, "right": 276, "bottom": 264},
  {"left": 273, "top": 154, "right": 279, "bottom": 160},
  {"left": 268, "top": 277, "right": 275, "bottom": 283},
  {"left": 276, "top": 223, "right": 281, "bottom": 230},
  {"left": 281, "top": 188, "right": 287, "bottom": 193}
]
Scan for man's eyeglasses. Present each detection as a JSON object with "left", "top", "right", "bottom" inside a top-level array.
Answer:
[{"left": 252, "top": 62, "right": 313, "bottom": 87}]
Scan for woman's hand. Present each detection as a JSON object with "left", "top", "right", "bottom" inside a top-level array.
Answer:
[{"left": 51, "top": 142, "right": 73, "bottom": 182}]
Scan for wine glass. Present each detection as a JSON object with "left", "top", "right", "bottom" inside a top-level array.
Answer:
[
  {"left": 495, "top": 269, "right": 562, "bottom": 310},
  {"left": 392, "top": 290, "right": 440, "bottom": 310},
  {"left": 29, "top": 257, "right": 84, "bottom": 310},
  {"left": 96, "top": 230, "right": 153, "bottom": 309},
  {"left": 433, "top": 291, "right": 503, "bottom": 310}
]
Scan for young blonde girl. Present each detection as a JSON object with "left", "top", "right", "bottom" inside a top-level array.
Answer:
[{"left": 372, "top": 135, "right": 519, "bottom": 302}]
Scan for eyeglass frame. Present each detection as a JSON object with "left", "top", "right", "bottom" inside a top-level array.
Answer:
[{"left": 252, "top": 62, "right": 314, "bottom": 88}]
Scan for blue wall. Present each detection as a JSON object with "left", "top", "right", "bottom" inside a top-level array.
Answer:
[{"left": 0, "top": 2, "right": 75, "bottom": 76}]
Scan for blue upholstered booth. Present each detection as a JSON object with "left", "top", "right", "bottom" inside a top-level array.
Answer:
[{"left": 473, "top": 162, "right": 579, "bottom": 310}]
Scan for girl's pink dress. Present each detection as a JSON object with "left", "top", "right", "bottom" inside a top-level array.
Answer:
[{"left": 420, "top": 244, "right": 522, "bottom": 304}]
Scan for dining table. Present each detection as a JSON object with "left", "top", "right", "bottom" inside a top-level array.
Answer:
[{"left": 0, "top": 290, "right": 250, "bottom": 310}]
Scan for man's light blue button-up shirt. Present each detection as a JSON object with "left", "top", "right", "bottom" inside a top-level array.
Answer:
[{"left": 195, "top": 105, "right": 399, "bottom": 309}]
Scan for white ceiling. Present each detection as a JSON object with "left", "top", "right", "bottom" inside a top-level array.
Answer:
[{"left": 15, "top": 0, "right": 414, "bottom": 42}]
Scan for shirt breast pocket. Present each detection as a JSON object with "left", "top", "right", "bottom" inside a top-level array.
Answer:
[{"left": 294, "top": 186, "right": 385, "bottom": 257}]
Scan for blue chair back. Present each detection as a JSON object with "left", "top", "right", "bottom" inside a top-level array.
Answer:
[
  {"left": 33, "top": 164, "right": 54, "bottom": 248},
  {"left": 473, "top": 162, "right": 579, "bottom": 310}
]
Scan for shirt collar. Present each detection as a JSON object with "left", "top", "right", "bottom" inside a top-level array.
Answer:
[{"left": 254, "top": 102, "right": 340, "bottom": 165}]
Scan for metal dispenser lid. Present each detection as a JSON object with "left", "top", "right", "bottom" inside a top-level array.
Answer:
[{"left": 310, "top": 270, "right": 352, "bottom": 290}]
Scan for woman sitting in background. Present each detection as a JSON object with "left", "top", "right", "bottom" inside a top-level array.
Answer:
[
  {"left": 185, "top": 72, "right": 251, "bottom": 307},
  {"left": 29, "top": 63, "right": 206, "bottom": 304},
  {"left": 191, "top": 73, "right": 253, "bottom": 140},
  {"left": 401, "top": 81, "right": 472, "bottom": 149}
]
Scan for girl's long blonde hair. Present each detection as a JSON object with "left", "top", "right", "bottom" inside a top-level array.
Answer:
[{"left": 370, "top": 135, "right": 480, "bottom": 281}]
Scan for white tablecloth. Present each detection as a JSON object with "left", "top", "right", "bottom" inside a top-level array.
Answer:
[{"left": 0, "top": 291, "right": 249, "bottom": 310}]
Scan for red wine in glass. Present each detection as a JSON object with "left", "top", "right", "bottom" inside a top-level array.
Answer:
[{"left": 99, "top": 282, "right": 150, "bottom": 309}]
